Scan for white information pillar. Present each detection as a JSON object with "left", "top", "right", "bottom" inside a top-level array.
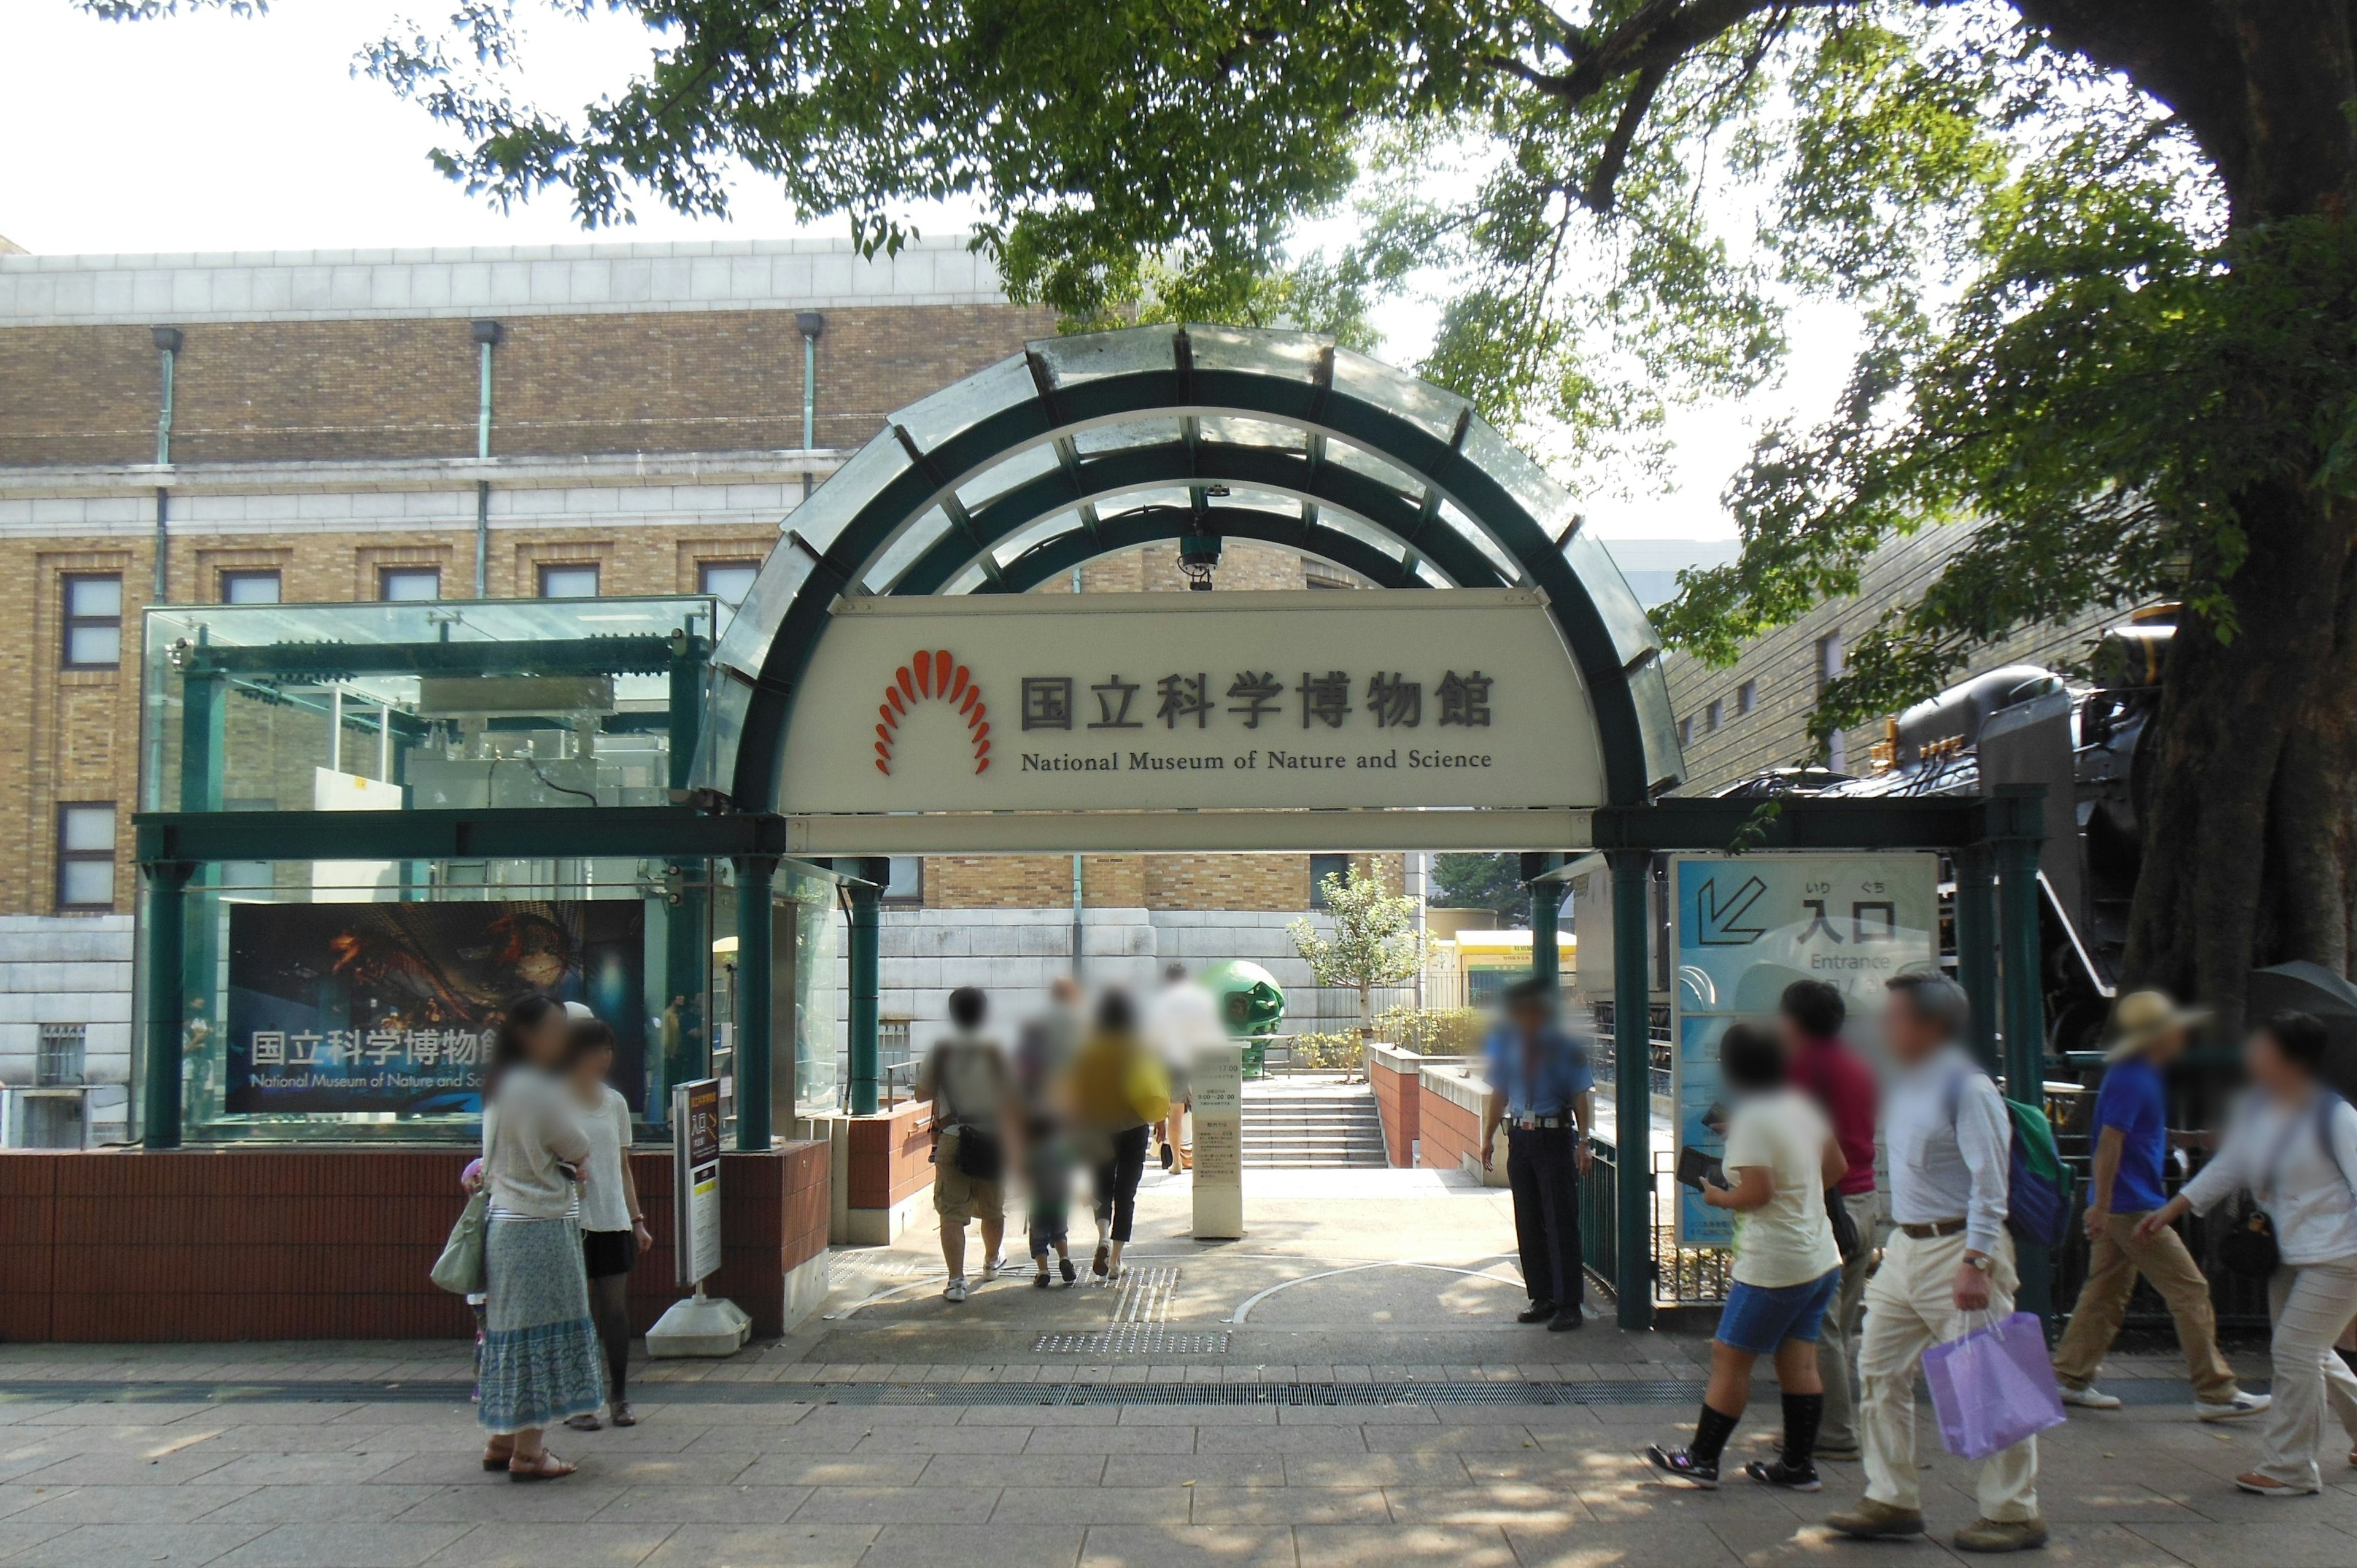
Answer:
[
  {"left": 648, "top": 1077, "right": 751, "bottom": 1358},
  {"left": 1191, "top": 1043, "right": 1245, "bottom": 1240}
]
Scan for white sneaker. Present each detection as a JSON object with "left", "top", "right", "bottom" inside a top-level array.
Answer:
[
  {"left": 981, "top": 1258, "right": 1002, "bottom": 1282},
  {"left": 2197, "top": 1390, "right": 2270, "bottom": 1421},
  {"left": 943, "top": 1276, "right": 969, "bottom": 1303},
  {"left": 2061, "top": 1384, "right": 2123, "bottom": 1410}
]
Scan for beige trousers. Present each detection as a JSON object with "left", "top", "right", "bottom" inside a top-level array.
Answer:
[
  {"left": 2256, "top": 1257, "right": 2357, "bottom": 1491},
  {"left": 1817, "top": 1190, "right": 1880, "bottom": 1453},
  {"left": 2052, "top": 1211, "right": 2239, "bottom": 1400},
  {"left": 1859, "top": 1230, "right": 2039, "bottom": 1523}
]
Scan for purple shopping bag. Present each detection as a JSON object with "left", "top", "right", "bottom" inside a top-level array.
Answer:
[{"left": 1921, "top": 1311, "right": 2068, "bottom": 1461}]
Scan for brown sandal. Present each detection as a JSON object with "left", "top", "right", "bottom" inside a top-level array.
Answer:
[
  {"left": 481, "top": 1443, "right": 515, "bottom": 1472},
  {"left": 508, "top": 1451, "right": 577, "bottom": 1482}
]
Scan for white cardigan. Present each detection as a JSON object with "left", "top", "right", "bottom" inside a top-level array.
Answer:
[{"left": 2181, "top": 1091, "right": 2357, "bottom": 1265}]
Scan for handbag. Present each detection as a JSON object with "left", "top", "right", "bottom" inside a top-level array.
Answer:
[
  {"left": 1921, "top": 1310, "right": 2069, "bottom": 1460},
  {"left": 951, "top": 1124, "right": 1005, "bottom": 1183},
  {"left": 431, "top": 1106, "right": 501, "bottom": 1296},
  {"left": 1824, "top": 1187, "right": 1862, "bottom": 1261}
]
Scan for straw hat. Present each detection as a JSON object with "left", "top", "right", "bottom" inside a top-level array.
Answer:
[{"left": 2103, "top": 989, "right": 2211, "bottom": 1062}]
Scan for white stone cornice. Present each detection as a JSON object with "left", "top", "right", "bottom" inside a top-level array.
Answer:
[{"left": 0, "top": 447, "right": 848, "bottom": 501}]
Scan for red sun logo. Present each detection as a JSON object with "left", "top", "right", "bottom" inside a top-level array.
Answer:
[{"left": 874, "top": 648, "right": 990, "bottom": 776}]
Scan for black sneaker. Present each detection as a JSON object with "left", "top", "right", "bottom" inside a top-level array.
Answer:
[
  {"left": 1744, "top": 1458, "right": 1822, "bottom": 1492},
  {"left": 1092, "top": 1243, "right": 1110, "bottom": 1277},
  {"left": 1059, "top": 1257, "right": 1078, "bottom": 1284},
  {"left": 1032, "top": 1269, "right": 1051, "bottom": 1289},
  {"left": 1547, "top": 1305, "right": 1584, "bottom": 1332},
  {"left": 1517, "top": 1300, "right": 1558, "bottom": 1324},
  {"left": 1644, "top": 1444, "right": 1719, "bottom": 1488}
]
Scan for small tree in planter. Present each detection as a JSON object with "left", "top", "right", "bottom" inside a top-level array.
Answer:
[{"left": 1288, "top": 863, "right": 1430, "bottom": 1045}]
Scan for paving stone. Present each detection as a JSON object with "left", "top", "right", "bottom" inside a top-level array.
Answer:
[
  {"left": 1076, "top": 1524, "right": 1298, "bottom": 1568},
  {"left": 207, "top": 1522, "right": 473, "bottom": 1567},
  {"left": 636, "top": 1525, "right": 876, "bottom": 1568}
]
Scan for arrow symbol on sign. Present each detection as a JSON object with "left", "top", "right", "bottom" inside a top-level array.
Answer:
[{"left": 1696, "top": 875, "right": 1768, "bottom": 945}]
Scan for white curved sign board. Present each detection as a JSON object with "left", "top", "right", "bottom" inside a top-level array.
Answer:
[{"left": 777, "top": 589, "right": 1608, "bottom": 816}]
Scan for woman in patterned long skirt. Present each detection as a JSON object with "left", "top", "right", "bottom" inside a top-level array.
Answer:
[{"left": 474, "top": 992, "right": 606, "bottom": 1480}]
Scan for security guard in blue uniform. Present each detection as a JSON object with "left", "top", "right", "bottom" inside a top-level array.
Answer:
[{"left": 1480, "top": 976, "right": 1596, "bottom": 1330}]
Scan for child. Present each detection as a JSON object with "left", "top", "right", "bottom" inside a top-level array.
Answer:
[
  {"left": 1646, "top": 1021, "right": 1848, "bottom": 1490},
  {"left": 1025, "top": 1110, "right": 1079, "bottom": 1286}
]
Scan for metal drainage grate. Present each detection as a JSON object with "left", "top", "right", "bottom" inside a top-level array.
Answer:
[{"left": 1034, "top": 1329, "right": 1232, "bottom": 1355}]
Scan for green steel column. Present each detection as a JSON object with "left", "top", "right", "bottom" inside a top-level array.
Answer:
[
  {"left": 848, "top": 859, "right": 884, "bottom": 1116},
  {"left": 139, "top": 860, "right": 193, "bottom": 1149},
  {"left": 1951, "top": 844, "right": 2000, "bottom": 1073},
  {"left": 1994, "top": 830, "right": 2053, "bottom": 1321},
  {"left": 663, "top": 628, "right": 712, "bottom": 1098},
  {"left": 733, "top": 853, "right": 777, "bottom": 1151},
  {"left": 1608, "top": 849, "right": 1654, "bottom": 1330},
  {"left": 1526, "top": 852, "right": 1565, "bottom": 985}
]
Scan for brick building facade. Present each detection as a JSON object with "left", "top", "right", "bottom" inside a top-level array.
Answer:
[{"left": 0, "top": 240, "right": 1398, "bottom": 1135}]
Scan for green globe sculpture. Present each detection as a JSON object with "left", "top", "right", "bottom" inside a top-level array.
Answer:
[{"left": 1201, "top": 959, "right": 1287, "bottom": 1078}]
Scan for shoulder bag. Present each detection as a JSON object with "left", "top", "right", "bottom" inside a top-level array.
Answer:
[
  {"left": 2216, "top": 1095, "right": 2355, "bottom": 1280},
  {"left": 431, "top": 1103, "right": 501, "bottom": 1295}
]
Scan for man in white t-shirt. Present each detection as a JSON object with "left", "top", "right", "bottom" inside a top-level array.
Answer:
[
  {"left": 1145, "top": 962, "right": 1222, "bottom": 1171},
  {"left": 1647, "top": 1022, "right": 1846, "bottom": 1493}
]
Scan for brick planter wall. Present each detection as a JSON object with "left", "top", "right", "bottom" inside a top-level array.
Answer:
[
  {"left": 0, "top": 1141, "right": 827, "bottom": 1343},
  {"left": 1364, "top": 1043, "right": 1421, "bottom": 1168}
]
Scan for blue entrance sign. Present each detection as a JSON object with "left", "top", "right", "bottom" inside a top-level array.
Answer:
[{"left": 1667, "top": 853, "right": 1939, "bottom": 1245}]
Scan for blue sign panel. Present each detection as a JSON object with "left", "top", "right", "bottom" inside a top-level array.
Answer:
[{"left": 1666, "top": 853, "right": 1938, "bottom": 1245}]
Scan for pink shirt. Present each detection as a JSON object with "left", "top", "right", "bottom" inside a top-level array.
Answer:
[{"left": 1793, "top": 1035, "right": 1878, "bottom": 1196}]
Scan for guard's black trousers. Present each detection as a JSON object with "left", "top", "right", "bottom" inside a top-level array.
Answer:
[{"left": 1506, "top": 1124, "right": 1584, "bottom": 1309}]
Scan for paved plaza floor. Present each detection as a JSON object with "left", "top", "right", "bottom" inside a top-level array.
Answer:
[{"left": 4, "top": 1167, "right": 2347, "bottom": 1567}]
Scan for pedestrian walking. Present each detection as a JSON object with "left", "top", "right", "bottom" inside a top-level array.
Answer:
[
  {"left": 1069, "top": 987, "right": 1170, "bottom": 1280},
  {"left": 1778, "top": 979, "right": 1879, "bottom": 1461},
  {"left": 475, "top": 993, "right": 606, "bottom": 1480},
  {"left": 1015, "top": 983, "right": 1080, "bottom": 1289},
  {"left": 1479, "top": 976, "right": 1595, "bottom": 1332},
  {"left": 1646, "top": 1022, "right": 1847, "bottom": 1490},
  {"left": 563, "top": 1016, "right": 652, "bottom": 1431},
  {"left": 1146, "top": 961, "right": 1221, "bottom": 1171},
  {"left": 917, "top": 985, "right": 1012, "bottom": 1304},
  {"left": 1824, "top": 973, "right": 2046, "bottom": 1553},
  {"left": 2136, "top": 1011, "right": 2357, "bottom": 1496},
  {"left": 2053, "top": 990, "right": 2266, "bottom": 1421}
]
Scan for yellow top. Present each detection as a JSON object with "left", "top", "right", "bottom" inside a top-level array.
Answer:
[{"left": 1067, "top": 1030, "right": 1172, "bottom": 1130}]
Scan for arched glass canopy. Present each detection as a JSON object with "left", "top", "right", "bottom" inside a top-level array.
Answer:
[{"left": 692, "top": 324, "right": 1684, "bottom": 813}]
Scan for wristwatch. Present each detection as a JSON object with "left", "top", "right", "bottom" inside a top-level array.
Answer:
[{"left": 1962, "top": 1252, "right": 1992, "bottom": 1272}]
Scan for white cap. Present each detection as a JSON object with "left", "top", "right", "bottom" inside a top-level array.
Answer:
[{"left": 562, "top": 1000, "right": 595, "bottom": 1021}]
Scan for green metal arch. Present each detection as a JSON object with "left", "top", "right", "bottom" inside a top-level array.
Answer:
[
  {"left": 979, "top": 504, "right": 1432, "bottom": 595},
  {"left": 696, "top": 325, "right": 1681, "bottom": 813}
]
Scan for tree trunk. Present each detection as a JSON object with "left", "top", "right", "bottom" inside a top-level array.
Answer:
[{"left": 2122, "top": 482, "right": 2357, "bottom": 1026}]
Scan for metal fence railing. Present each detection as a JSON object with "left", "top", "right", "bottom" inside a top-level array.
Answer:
[{"left": 1579, "top": 1134, "right": 1619, "bottom": 1301}]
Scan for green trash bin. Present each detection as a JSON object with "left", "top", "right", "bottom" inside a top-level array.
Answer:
[{"left": 1202, "top": 959, "right": 1286, "bottom": 1078}]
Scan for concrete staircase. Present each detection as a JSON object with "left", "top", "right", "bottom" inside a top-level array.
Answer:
[{"left": 1240, "top": 1082, "right": 1387, "bottom": 1167}]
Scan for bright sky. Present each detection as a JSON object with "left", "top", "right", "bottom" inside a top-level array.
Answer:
[{"left": 2, "top": 0, "right": 1860, "bottom": 544}]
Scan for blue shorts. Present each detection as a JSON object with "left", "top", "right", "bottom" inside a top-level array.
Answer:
[{"left": 1715, "top": 1267, "right": 1840, "bottom": 1354}]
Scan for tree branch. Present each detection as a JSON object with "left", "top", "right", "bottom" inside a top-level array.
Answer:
[{"left": 1582, "top": 60, "right": 1671, "bottom": 212}]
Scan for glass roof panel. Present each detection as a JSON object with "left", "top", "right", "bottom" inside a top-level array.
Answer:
[
  {"left": 1196, "top": 415, "right": 1307, "bottom": 450},
  {"left": 1212, "top": 485, "right": 1303, "bottom": 517},
  {"left": 994, "top": 511, "right": 1084, "bottom": 567},
  {"left": 1073, "top": 415, "right": 1184, "bottom": 455},
  {"left": 1322, "top": 437, "right": 1422, "bottom": 498},
  {"left": 1321, "top": 512, "right": 1407, "bottom": 560},
  {"left": 1329, "top": 346, "right": 1471, "bottom": 446},
  {"left": 776, "top": 434, "right": 910, "bottom": 557},
  {"left": 890, "top": 352, "right": 1040, "bottom": 458},
  {"left": 1458, "top": 415, "right": 1582, "bottom": 543},
  {"left": 1562, "top": 525, "right": 1663, "bottom": 663},
  {"left": 946, "top": 563, "right": 991, "bottom": 595},
  {"left": 1034, "top": 325, "right": 1178, "bottom": 390},
  {"left": 1439, "top": 497, "right": 1525, "bottom": 583},
  {"left": 953, "top": 440, "right": 1061, "bottom": 513},
  {"left": 864, "top": 505, "right": 955, "bottom": 592},
  {"left": 1186, "top": 323, "right": 1327, "bottom": 382}
]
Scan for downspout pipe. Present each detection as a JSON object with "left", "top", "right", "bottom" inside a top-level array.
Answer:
[
  {"left": 151, "top": 327, "right": 181, "bottom": 600},
  {"left": 471, "top": 320, "right": 501, "bottom": 597},
  {"left": 797, "top": 311, "right": 825, "bottom": 501}
]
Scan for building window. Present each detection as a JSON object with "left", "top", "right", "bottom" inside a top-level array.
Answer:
[
  {"left": 56, "top": 803, "right": 116, "bottom": 911},
  {"left": 881, "top": 856, "right": 924, "bottom": 906},
  {"left": 220, "top": 569, "right": 282, "bottom": 604},
  {"left": 1705, "top": 698, "right": 1723, "bottom": 733},
  {"left": 36, "top": 1024, "right": 87, "bottom": 1087},
  {"left": 1815, "top": 630, "right": 1844, "bottom": 692},
  {"left": 61, "top": 574, "right": 122, "bottom": 668},
  {"left": 537, "top": 562, "right": 601, "bottom": 599},
  {"left": 1309, "top": 853, "right": 1352, "bottom": 908},
  {"left": 699, "top": 560, "right": 761, "bottom": 609},
  {"left": 379, "top": 566, "right": 441, "bottom": 601},
  {"left": 1736, "top": 680, "right": 1757, "bottom": 716},
  {"left": 1678, "top": 716, "right": 1693, "bottom": 746}
]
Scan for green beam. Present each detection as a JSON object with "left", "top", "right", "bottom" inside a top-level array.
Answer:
[
  {"left": 139, "top": 861, "right": 193, "bottom": 1149},
  {"left": 1523, "top": 851, "right": 1565, "bottom": 984},
  {"left": 734, "top": 853, "right": 778, "bottom": 1149},
  {"left": 1608, "top": 848, "right": 1653, "bottom": 1330},
  {"left": 1588, "top": 794, "right": 2045, "bottom": 853},
  {"left": 847, "top": 859, "right": 885, "bottom": 1117},
  {"left": 1994, "top": 830, "right": 2054, "bottom": 1323},
  {"left": 134, "top": 806, "right": 797, "bottom": 865},
  {"left": 183, "top": 635, "right": 681, "bottom": 680},
  {"left": 1951, "top": 844, "right": 2001, "bottom": 1072}
]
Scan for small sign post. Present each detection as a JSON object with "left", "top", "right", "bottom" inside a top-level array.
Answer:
[
  {"left": 1190, "top": 1044, "right": 1245, "bottom": 1239},
  {"left": 646, "top": 1077, "right": 751, "bottom": 1357}
]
